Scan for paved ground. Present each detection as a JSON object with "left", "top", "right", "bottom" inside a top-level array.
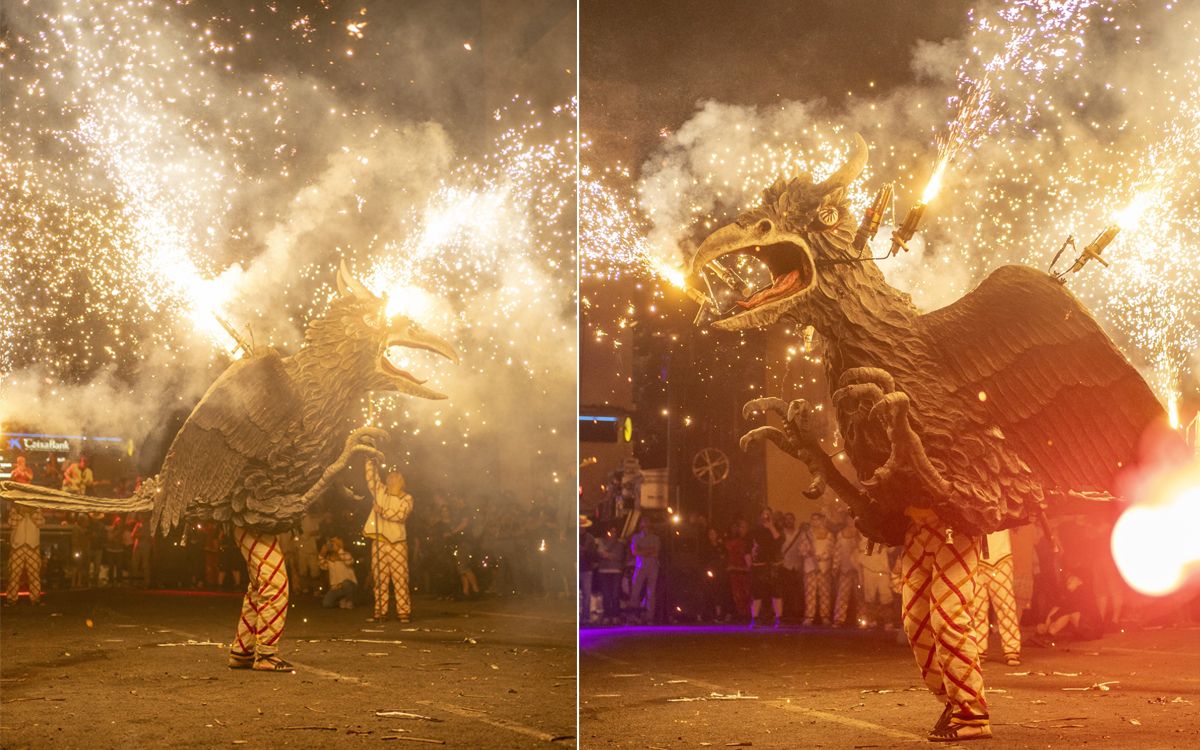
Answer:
[
  {"left": 580, "top": 623, "right": 1200, "bottom": 749},
  {"left": 0, "top": 589, "right": 576, "bottom": 749}
]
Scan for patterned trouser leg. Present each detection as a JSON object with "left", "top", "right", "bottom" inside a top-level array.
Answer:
[
  {"left": 6, "top": 545, "right": 41, "bottom": 602},
  {"left": 804, "top": 570, "right": 817, "bottom": 621},
  {"left": 233, "top": 529, "right": 289, "bottom": 657},
  {"left": 373, "top": 539, "right": 411, "bottom": 619},
  {"left": 901, "top": 521, "right": 988, "bottom": 724},
  {"left": 974, "top": 556, "right": 1020, "bottom": 659},
  {"left": 833, "top": 569, "right": 857, "bottom": 625},
  {"left": 804, "top": 570, "right": 833, "bottom": 622}
]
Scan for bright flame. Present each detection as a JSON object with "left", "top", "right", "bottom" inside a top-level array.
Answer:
[
  {"left": 652, "top": 259, "right": 687, "bottom": 289},
  {"left": 1113, "top": 191, "right": 1153, "bottom": 230},
  {"left": 921, "top": 156, "right": 950, "bottom": 204},
  {"left": 1111, "top": 463, "right": 1200, "bottom": 596},
  {"left": 1167, "top": 392, "right": 1181, "bottom": 430},
  {"left": 383, "top": 283, "right": 439, "bottom": 324}
]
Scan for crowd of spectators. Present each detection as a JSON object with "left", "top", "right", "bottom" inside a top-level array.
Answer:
[
  {"left": 579, "top": 505, "right": 1155, "bottom": 641},
  {"left": 2, "top": 453, "right": 574, "bottom": 605}
]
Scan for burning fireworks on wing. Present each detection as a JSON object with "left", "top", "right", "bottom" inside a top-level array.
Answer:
[
  {"left": 580, "top": 0, "right": 1199, "bottom": 419},
  {"left": 0, "top": 0, "right": 576, "bottom": 495}
]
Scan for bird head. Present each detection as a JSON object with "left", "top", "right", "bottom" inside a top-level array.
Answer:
[
  {"left": 689, "top": 133, "right": 868, "bottom": 331},
  {"left": 332, "top": 261, "right": 459, "bottom": 400}
]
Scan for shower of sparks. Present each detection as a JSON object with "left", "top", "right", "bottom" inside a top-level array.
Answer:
[
  {"left": 0, "top": 0, "right": 577, "bottom": 496},
  {"left": 582, "top": 1, "right": 1198, "bottom": 414}
]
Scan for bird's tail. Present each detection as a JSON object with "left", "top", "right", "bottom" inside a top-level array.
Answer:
[{"left": 0, "top": 479, "right": 155, "bottom": 514}]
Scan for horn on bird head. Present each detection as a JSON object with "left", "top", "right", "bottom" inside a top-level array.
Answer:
[
  {"left": 336, "top": 259, "right": 377, "bottom": 301},
  {"left": 815, "top": 133, "right": 868, "bottom": 195}
]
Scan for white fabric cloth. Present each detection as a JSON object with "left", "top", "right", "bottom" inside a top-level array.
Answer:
[
  {"left": 781, "top": 529, "right": 805, "bottom": 571},
  {"left": 982, "top": 529, "right": 1012, "bottom": 563},
  {"left": 364, "top": 463, "right": 412, "bottom": 543},
  {"left": 9, "top": 507, "right": 43, "bottom": 547},
  {"left": 322, "top": 549, "right": 357, "bottom": 587}
]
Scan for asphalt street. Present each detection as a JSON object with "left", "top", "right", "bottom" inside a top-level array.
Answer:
[
  {"left": 580, "top": 623, "right": 1200, "bottom": 749},
  {"left": 0, "top": 589, "right": 576, "bottom": 749}
]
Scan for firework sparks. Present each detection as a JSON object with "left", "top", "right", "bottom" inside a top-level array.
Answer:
[
  {"left": 582, "top": 1, "right": 1198, "bottom": 415},
  {"left": 1, "top": 0, "right": 576, "bottom": 497}
]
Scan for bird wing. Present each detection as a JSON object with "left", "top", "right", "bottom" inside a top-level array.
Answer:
[
  {"left": 153, "top": 351, "right": 302, "bottom": 535},
  {"left": 920, "top": 264, "right": 1166, "bottom": 497}
]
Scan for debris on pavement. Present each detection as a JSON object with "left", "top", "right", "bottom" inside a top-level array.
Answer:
[
  {"left": 1062, "top": 681, "right": 1119, "bottom": 692},
  {"left": 667, "top": 691, "right": 759, "bottom": 703},
  {"left": 375, "top": 711, "right": 441, "bottom": 722}
]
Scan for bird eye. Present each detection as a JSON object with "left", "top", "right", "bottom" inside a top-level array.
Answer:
[
  {"left": 814, "top": 205, "right": 839, "bottom": 228},
  {"left": 756, "top": 219, "right": 773, "bottom": 235},
  {"left": 363, "top": 314, "right": 381, "bottom": 329}
]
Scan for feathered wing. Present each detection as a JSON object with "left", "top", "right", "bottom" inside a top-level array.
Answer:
[
  {"left": 153, "top": 352, "right": 302, "bottom": 535},
  {"left": 921, "top": 265, "right": 1165, "bottom": 500}
]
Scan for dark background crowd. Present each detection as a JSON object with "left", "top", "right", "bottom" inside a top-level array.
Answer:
[
  {"left": 579, "top": 506, "right": 1200, "bottom": 639},
  {"left": 1, "top": 452, "right": 575, "bottom": 605}
]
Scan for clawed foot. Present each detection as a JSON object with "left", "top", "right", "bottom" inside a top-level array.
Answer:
[
  {"left": 740, "top": 397, "right": 828, "bottom": 499},
  {"left": 833, "top": 367, "right": 950, "bottom": 499},
  {"left": 341, "top": 426, "right": 388, "bottom": 464}
]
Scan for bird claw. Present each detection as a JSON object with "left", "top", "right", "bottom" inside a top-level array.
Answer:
[
  {"left": 742, "top": 397, "right": 789, "bottom": 421},
  {"left": 740, "top": 426, "right": 792, "bottom": 454},
  {"left": 346, "top": 426, "right": 389, "bottom": 450}
]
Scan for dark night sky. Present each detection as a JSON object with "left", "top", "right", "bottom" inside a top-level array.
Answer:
[{"left": 582, "top": 0, "right": 971, "bottom": 166}]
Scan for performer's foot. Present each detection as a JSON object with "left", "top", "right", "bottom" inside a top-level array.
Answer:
[
  {"left": 747, "top": 619, "right": 757, "bottom": 630},
  {"left": 928, "top": 722, "right": 991, "bottom": 742},
  {"left": 397, "top": 615, "right": 410, "bottom": 623},
  {"left": 252, "top": 653, "right": 295, "bottom": 672},
  {"left": 1005, "top": 654, "right": 1021, "bottom": 666},
  {"left": 228, "top": 650, "right": 255, "bottom": 669},
  {"left": 773, "top": 617, "right": 781, "bottom": 629}
]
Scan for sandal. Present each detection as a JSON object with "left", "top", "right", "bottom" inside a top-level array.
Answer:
[
  {"left": 252, "top": 653, "right": 295, "bottom": 672},
  {"left": 929, "top": 722, "right": 992, "bottom": 742},
  {"left": 931, "top": 703, "right": 954, "bottom": 733},
  {"left": 228, "top": 650, "right": 255, "bottom": 669}
]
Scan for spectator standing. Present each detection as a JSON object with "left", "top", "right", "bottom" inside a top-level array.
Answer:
[
  {"left": 725, "top": 520, "right": 752, "bottom": 620},
  {"left": 858, "top": 534, "right": 895, "bottom": 628},
  {"left": 104, "top": 515, "right": 125, "bottom": 585},
  {"left": 628, "top": 517, "right": 661, "bottom": 624},
  {"left": 579, "top": 518, "right": 600, "bottom": 624},
  {"left": 780, "top": 513, "right": 805, "bottom": 622},
  {"left": 61, "top": 456, "right": 95, "bottom": 494},
  {"left": 70, "top": 514, "right": 93, "bottom": 588},
  {"left": 296, "top": 512, "right": 323, "bottom": 595},
  {"left": 218, "top": 524, "right": 244, "bottom": 590},
  {"left": 803, "top": 513, "right": 834, "bottom": 625},
  {"left": 832, "top": 522, "right": 860, "bottom": 627},
  {"left": 10, "top": 455, "right": 34, "bottom": 484},
  {"left": 748, "top": 508, "right": 784, "bottom": 628},
  {"left": 320, "top": 537, "right": 358, "bottom": 608},
  {"left": 594, "top": 524, "right": 625, "bottom": 625},
  {"left": 699, "top": 526, "right": 729, "bottom": 622}
]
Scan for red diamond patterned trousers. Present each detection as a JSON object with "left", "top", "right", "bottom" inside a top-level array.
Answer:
[
  {"left": 900, "top": 521, "right": 989, "bottom": 724},
  {"left": 233, "top": 528, "right": 289, "bottom": 657}
]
